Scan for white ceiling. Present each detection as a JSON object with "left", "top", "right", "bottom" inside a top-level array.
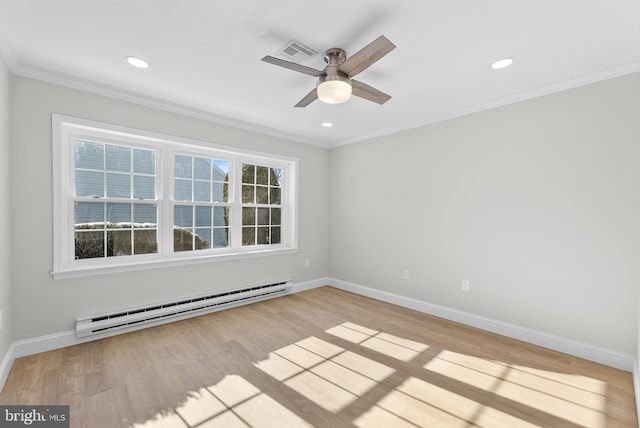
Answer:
[{"left": 0, "top": 1, "right": 639, "bottom": 148}]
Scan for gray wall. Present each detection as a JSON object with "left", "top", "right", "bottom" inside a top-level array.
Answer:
[
  {"left": 0, "top": 55, "right": 12, "bottom": 358},
  {"left": 329, "top": 72, "right": 640, "bottom": 354},
  {"left": 10, "top": 76, "right": 329, "bottom": 340}
]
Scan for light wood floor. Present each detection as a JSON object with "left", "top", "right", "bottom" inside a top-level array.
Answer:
[{"left": 0, "top": 286, "right": 637, "bottom": 427}]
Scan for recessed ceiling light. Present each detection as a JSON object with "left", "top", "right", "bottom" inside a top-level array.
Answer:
[
  {"left": 322, "top": 122, "right": 333, "bottom": 127},
  {"left": 491, "top": 57, "right": 514, "bottom": 70},
  {"left": 126, "top": 56, "right": 149, "bottom": 69}
]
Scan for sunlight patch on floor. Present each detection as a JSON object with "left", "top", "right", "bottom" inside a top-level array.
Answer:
[
  {"left": 131, "top": 374, "right": 311, "bottom": 428},
  {"left": 232, "top": 393, "right": 312, "bottom": 428},
  {"left": 175, "top": 387, "right": 227, "bottom": 426},
  {"left": 325, "top": 322, "right": 429, "bottom": 362},
  {"left": 494, "top": 378, "right": 605, "bottom": 427},
  {"left": 285, "top": 371, "right": 359, "bottom": 412},
  {"left": 356, "top": 376, "right": 542, "bottom": 428},
  {"left": 331, "top": 350, "right": 396, "bottom": 381},
  {"left": 131, "top": 410, "right": 189, "bottom": 428},
  {"left": 424, "top": 349, "right": 606, "bottom": 428},
  {"left": 131, "top": 323, "right": 612, "bottom": 428},
  {"left": 254, "top": 335, "right": 396, "bottom": 413},
  {"left": 253, "top": 352, "right": 305, "bottom": 381}
]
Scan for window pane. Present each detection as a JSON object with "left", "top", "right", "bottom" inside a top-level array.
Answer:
[
  {"left": 271, "top": 207, "right": 281, "bottom": 225},
  {"left": 242, "top": 207, "right": 255, "bottom": 226},
  {"left": 194, "top": 157, "right": 211, "bottom": 180},
  {"left": 213, "top": 160, "right": 229, "bottom": 182},
  {"left": 195, "top": 206, "right": 212, "bottom": 227},
  {"left": 174, "top": 229, "right": 193, "bottom": 252},
  {"left": 270, "top": 168, "right": 282, "bottom": 186},
  {"left": 106, "top": 173, "right": 130, "bottom": 198},
  {"left": 133, "top": 204, "right": 156, "bottom": 227},
  {"left": 76, "top": 171, "right": 104, "bottom": 197},
  {"left": 75, "top": 231, "right": 104, "bottom": 259},
  {"left": 256, "top": 186, "right": 268, "bottom": 204},
  {"left": 256, "top": 166, "right": 269, "bottom": 185},
  {"left": 174, "top": 179, "right": 192, "bottom": 201},
  {"left": 107, "top": 203, "right": 131, "bottom": 225},
  {"left": 242, "top": 185, "right": 254, "bottom": 203},
  {"left": 107, "top": 230, "right": 132, "bottom": 256},
  {"left": 134, "top": 148, "right": 155, "bottom": 174},
  {"left": 195, "top": 228, "right": 212, "bottom": 249},
  {"left": 134, "top": 229, "right": 157, "bottom": 254},
  {"left": 270, "top": 187, "right": 281, "bottom": 205},
  {"left": 257, "top": 207, "right": 269, "bottom": 225},
  {"left": 76, "top": 141, "right": 104, "bottom": 170},
  {"left": 213, "top": 228, "right": 229, "bottom": 248},
  {"left": 242, "top": 164, "right": 255, "bottom": 183},
  {"left": 134, "top": 175, "right": 155, "bottom": 199},
  {"left": 175, "top": 155, "right": 192, "bottom": 178},
  {"left": 194, "top": 181, "right": 211, "bottom": 202},
  {"left": 242, "top": 227, "right": 255, "bottom": 245},
  {"left": 257, "top": 227, "right": 270, "bottom": 244},
  {"left": 106, "top": 145, "right": 131, "bottom": 172},
  {"left": 174, "top": 205, "right": 193, "bottom": 228},
  {"left": 271, "top": 226, "right": 281, "bottom": 244},
  {"left": 75, "top": 202, "right": 104, "bottom": 228},
  {"left": 214, "top": 206, "right": 228, "bottom": 226},
  {"left": 212, "top": 183, "right": 227, "bottom": 202}
]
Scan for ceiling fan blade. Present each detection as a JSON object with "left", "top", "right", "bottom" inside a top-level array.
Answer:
[
  {"left": 339, "top": 35, "right": 396, "bottom": 77},
  {"left": 352, "top": 80, "right": 391, "bottom": 105},
  {"left": 294, "top": 88, "right": 318, "bottom": 107},
  {"left": 261, "top": 55, "right": 324, "bottom": 77}
]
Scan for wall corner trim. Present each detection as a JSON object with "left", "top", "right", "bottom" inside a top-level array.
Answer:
[
  {"left": 327, "top": 278, "right": 635, "bottom": 372},
  {"left": 0, "top": 342, "right": 15, "bottom": 394},
  {"left": 634, "top": 358, "right": 640, "bottom": 424}
]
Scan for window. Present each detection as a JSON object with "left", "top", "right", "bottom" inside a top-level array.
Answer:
[
  {"left": 74, "top": 141, "right": 158, "bottom": 259},
  {"left": 241, "top": 164, "right": 282, "bottom": 246},
  {"left": 53, "top": 115, "right": 297, "bottom": 279},
  {"left": 173, "top": 155, "right": 230, "bottom": 252}
]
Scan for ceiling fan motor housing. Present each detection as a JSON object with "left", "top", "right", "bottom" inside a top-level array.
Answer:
[{"left": 316, "top": 48, "right": 353, "bottom": 104}]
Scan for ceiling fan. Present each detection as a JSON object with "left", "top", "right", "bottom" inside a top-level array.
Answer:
[{"left": 261, "top": 35, "right": 396, "bottom": 107}]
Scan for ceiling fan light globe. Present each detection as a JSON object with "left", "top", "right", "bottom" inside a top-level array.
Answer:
[{"left": 317, "top": 80, "right": 352, "bottom": 104}]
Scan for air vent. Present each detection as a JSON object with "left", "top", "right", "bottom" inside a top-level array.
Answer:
[{"left": 277, "top": 39, "right": 318, "bottom": 63}]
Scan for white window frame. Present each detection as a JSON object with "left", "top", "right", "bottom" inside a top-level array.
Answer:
[{"left": 52, "top": 114, "right": 298, "bottom": 279}]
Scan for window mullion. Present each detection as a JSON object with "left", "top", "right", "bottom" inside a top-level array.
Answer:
[
  {"left": 161, "top": 146, "right": 174, "bottom": 256},
  {"left": 230, "top": 160, "right": 243, "bottom": 251}
]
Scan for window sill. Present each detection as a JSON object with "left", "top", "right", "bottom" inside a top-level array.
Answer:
[{"left": 51, "top": 247, "right": 299, "bottom": 280}]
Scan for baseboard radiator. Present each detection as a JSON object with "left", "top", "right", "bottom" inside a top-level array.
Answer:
[{"left": 76, "top": 280, "right": 292, "bottom": 338}]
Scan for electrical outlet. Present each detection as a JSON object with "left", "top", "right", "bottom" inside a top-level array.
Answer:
[
  {"left": 304, "top": 259, "right": 310, "bottom": 268},
  {"left": 461, "top": 280, "right": 470, "bottom": 292},
  {"left": 403, "top": 270, "right": 410, "bottom": 280}
]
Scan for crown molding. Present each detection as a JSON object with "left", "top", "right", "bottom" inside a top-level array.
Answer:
[
  {"left": 332, "top": 60, "right": 640, "bottom": 148},
  {"left": 11, "top": 61, "right": 331, "bottom": 149},
  {"left": 7, "top": 55, "right": 640, "bottom": 151}
]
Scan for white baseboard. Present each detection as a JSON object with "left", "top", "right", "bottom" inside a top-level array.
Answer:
[
  {"left": 328, "top": 278, "right": 635, "bottom": 372},
  {"left": 634, "top": 359, "right": 640, "bottom": 425},
  {"left": 290, "top": 277, "right": 329, "bottom": 294}
]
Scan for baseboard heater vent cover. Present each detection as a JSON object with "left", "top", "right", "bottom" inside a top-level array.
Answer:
[{"left": 76, "top": 280, "right": 292, "bottom": 338}]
